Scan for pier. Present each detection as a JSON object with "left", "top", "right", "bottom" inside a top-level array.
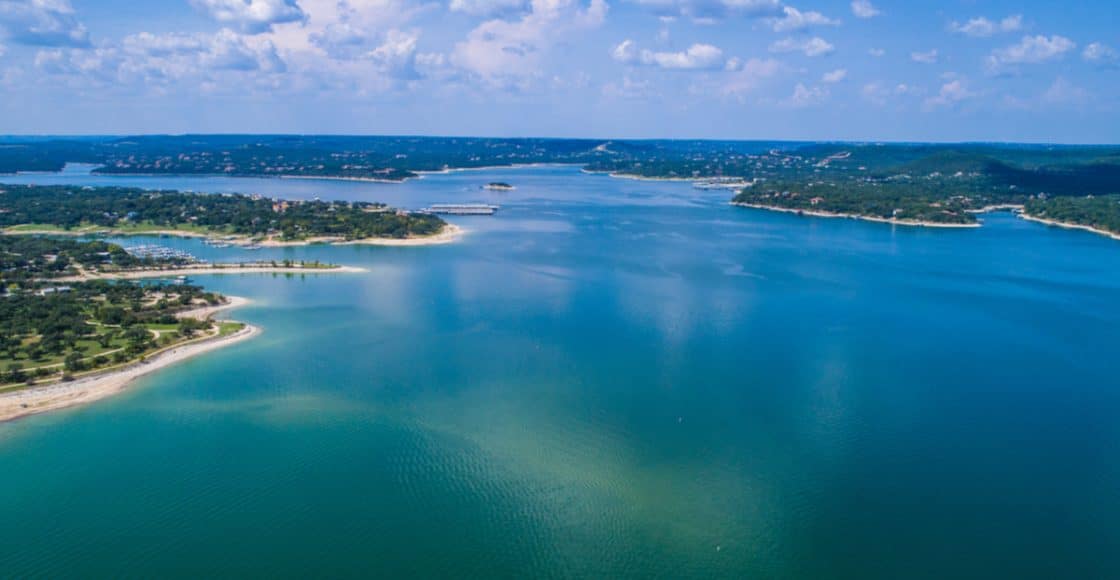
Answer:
[{"left": 422, "top": 204, "right": 500, "bottom": 215}]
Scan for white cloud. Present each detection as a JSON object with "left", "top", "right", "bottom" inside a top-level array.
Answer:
[
  {"left": 602, "top": 74, "right": 655, "bottom": 99},
  {"left": 910, "top": 49, "right": 937, "bottom": 64},
  {"left": 785, "top": 82, "right": 827, "bottom": 107},
  {"left": 191, "top": 0, "right": 307, "bottom": 34},
  {"left": 35, "top": 28, "right": 287, "bottom": 91},
  {"left": 861, "top": 81, "right": 918, "bottom": 106},
  {"left": 1041, "top": 77, "right": 1090, "bottom": 106},
  {"left": 612, "top": 39, "right": 636, "bottom": 62},
  {"left": 368, "top": 29, "right": 422, "bottom": 79},
  {"left": 769, "top": 6, "right": 838, "bottom": 33},
  {"left": 720, "top": 56, "right": 781, "bottom": 99},
  {"left": 643, "top": 43, "right": 723, "bottom": 69},
  {"left": 0, "top": 0, "right": 89, "bottom": 47},
  {"left": 1082, "top": 42, "right": 1118, "bottom": 67},
  {"left": 769, "top": 36, "right": 833, "bottom": 57},
  {"left": 821, "top": 68, "right": 846, "bottom": 83},
  {"left": 867, "top": 47, "right": 884, "bottom": 57},
  {"left": 949, "top": 14, "right": 1022, "bottom": 38},
  {"left": 923, "top": 79, "right": 973, "bottom": 109},
  {"left": 850, "top": 0, "right": 879, "bottom": 19},
  {"left": 613, "top": 39, "right": 726, "bottom": 70},
  {"left": 986, "top": 35, "right": 1075, "bottom": 71},
  {"left": 451, "top": 0, "right": 608, "bottom": 89}
]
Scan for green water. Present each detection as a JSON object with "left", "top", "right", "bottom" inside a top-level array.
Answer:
[{"left": 2, "top": 167, "right": 1120, "bottom": 577}]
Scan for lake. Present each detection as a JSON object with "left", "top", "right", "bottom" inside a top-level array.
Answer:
[{"left": 1, "top": 165, "right": 1119, "bottom": 577}]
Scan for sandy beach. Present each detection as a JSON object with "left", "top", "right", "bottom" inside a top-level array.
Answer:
[
  {"left": 1018, "top": 212, "right": 1120, "bottom": 241},
  {"left": 0, "top": 298, "right": 258, "bottom": 423},
  {"left": 255, "top": 223, "right": 464, "bottom": 247},
  {"left": 731, "top": 202, "right": 982, "bottom": 228},
  {"left": 4, "top": 223, "right": 464, "bottom": 247},
  {"left": 279, "top": 174, "right": 405, "bottom": 184},
  {"left": 580, "top": 168, "right": 702, "bottom": 182},
  {"left": 51, "top": 264, "right": 366, "bottom": 282}
]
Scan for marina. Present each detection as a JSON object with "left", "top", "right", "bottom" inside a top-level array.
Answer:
[{"left": 123, "top": 244, "right": 201, "bottom": 262}]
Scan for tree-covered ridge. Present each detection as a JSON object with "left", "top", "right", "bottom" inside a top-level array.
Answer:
[
  {"left": 0, "top": 279, "right": 230, "bottom": 387},
  {"left": 0, "top": 184, "right": 446, "bottom": 240},
  {"left": 726, "top": 145, "right": 1120, "bottom": 226},
  {"left": 3, "top": 137, "right": 1119, "bottom": 196},
  {"left": 1024, "top": 195, "right": 1120, "bottom": 235},
  {"left": 731, "top": 175, "right": 1028, "bottom": 225},
  {"left": 0, "top": 135, "right": 611, "bottom": 180}
]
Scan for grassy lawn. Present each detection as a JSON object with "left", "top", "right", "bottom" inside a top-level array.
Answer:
[
  {"left": 3, "top": 223, "right": 102, "bottom": 233},
  {"left": 111, "top": 221, "right": 221, "bottom": 235},
  {"left": 3, "top": 221, "right": 225, "bottom": 236},
  {"left": 218, "top": 321, "right": 246, "bottom": 336},
  {"left": 0, "top": 318, "right": 225, "bottom": 383}
]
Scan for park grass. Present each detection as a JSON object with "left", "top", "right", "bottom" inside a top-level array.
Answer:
[{"left": 1, "top": 318, "right": 221, "bottom": 381}]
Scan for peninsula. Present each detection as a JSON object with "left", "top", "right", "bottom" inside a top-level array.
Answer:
[
  {"left": 0, "top": 236, "right": 360, "bottom": 422},
  {"left": 0, "top": 184, "right": 454, "bottom": 245}
]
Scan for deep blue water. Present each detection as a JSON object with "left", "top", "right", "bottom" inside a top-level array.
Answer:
[{"left": 1, "top": 166, "right": 1119, "bottom": 577}]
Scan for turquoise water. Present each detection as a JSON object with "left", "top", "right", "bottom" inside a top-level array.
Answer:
[{"left": 2, "top": 166, "right": 1120, "bottom": 577}]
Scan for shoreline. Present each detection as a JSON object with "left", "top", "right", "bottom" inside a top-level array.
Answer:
[
  {"left": 414, "top": 162, "right": 579, "bottom": 177},
  {"left": 278, "top": 174, "right": 406, "bottom": 184},
  {"left": 0, "top": 298, "right": 258, "bottom": 424},
  {"left": 51, "top": 264, "right": 366, "bottom": 282},
  {"left": 731, "top": 202, "right": 981, "bottom": 228},
  {"left": 6, "top": 164, "right": 577, "bottom": 183},
  {"left": 252, "top": 223, "right": 464, "bottom": 247},
  {"left": 1018, "top": 212, "right": 1120, "bottom": 241},
  {"left": 3, "top": 223, "right": 463, "bottom": 247},
  {"left": 580, "top": 168, "right": 703, "bottom": 182}
]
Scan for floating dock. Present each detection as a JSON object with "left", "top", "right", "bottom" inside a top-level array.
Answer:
[{"left": 422, "top": 204, "right": 500, "bottom": 215}]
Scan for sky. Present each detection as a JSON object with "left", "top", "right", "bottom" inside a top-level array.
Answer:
[{"left": 0, "top": 0, "right": 1117, "bottom": 142}]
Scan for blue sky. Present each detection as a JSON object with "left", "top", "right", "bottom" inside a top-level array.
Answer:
[{"left": 0, "top": 0, "right": 1117, "bottom": 141}]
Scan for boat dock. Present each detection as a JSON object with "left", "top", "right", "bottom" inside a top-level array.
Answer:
[
  {"left": 124, "top": 244, "right": 201, "bottom": 262},
  {"left": 422, "top": 204, "right": 500, "bottom": 215}
]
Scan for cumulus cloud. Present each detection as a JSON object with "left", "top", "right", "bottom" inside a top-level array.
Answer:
[
  {"left": 367, "top": 29, "right": 422, "bottom": 79},
  {"left": 1082, "top": 42, "right": 1118, "bottom": 67},
  {"left": 602, "top": 74, "right": 655, "bottom": 99},
  {"left": 910, "top": 49, "right": 937, "bottom": 64},
  {"left": 986, "top": 35, "right": 1074, "bottom": 72},
  {"left": 769, "top": 36, "right": 833, "bottom": 57},
  {"left": 785, "top": 82, "right": 827, "bottom": 107},
  {"left": 850, "top": 0, "right": 878, "bottom": 19},
  {"left": 923, "top": 79, "right": 973, "bottom": 110},
  {"left": 820, "top": 68, "right": 845, "bottom": 83},
  {"left": 191, "top": 0, "right": 307, "bottom": 34},
  {"left": 867, "top": 47, "right": 884, "bottom": 57},
  {"left": 451, "top": 0, "right": 608, "bottom": 89},
  {"left": 720, "top": 56, "right": 781, "bottom": 99},
  {"left": 35, "top": 28, "right": 286, "bottom": 91},
  {"left": 861, "top": 81, "right": 918, "bottom": 106},
  {"left": 0, "top": 0, "right": 89, "bottom": 47},
  {"left": 769, "top": 6, "right": 838, "bottom": 33},
  {"left": 612, "top": 39, "right": 725, "bottom": 70},
  {"left": 949, "top": 14, "right": 1022, "bottom": 38}
]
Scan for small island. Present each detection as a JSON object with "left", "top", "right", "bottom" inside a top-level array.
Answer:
[
  {"left": 0, "top": 184, "right": 459, "bottom": 246},
  {"left": 484, "top": 182, "right": 515, "bottom": 191}
]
